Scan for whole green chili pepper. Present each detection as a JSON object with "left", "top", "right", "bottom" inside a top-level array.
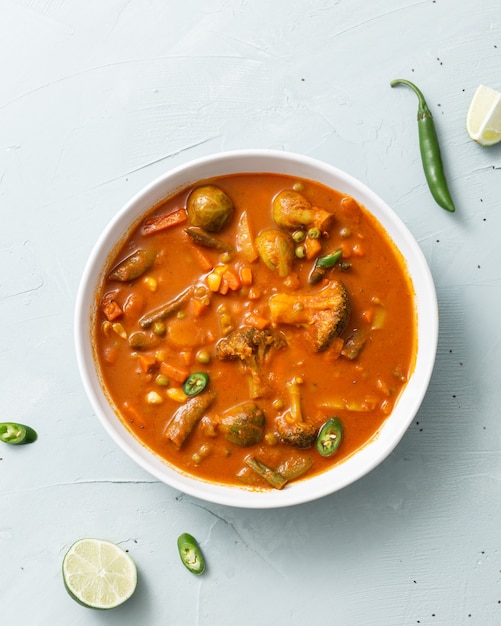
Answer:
[
  {"left": 0, "top": 422, "right": 37, "bottom": 445},
  {"left": 177, "top": 533, "right": 206, "bottom": 575},
  {"left": 390, "top": 79, "right": 456, "bottom": 213}
]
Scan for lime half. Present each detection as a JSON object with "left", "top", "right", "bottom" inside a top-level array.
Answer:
[
  {"left": 62, "top": 538, "right": 137, "bottom": 610},
  {"left": 466, "top": 84, "right": 501, "bottom": 146}
]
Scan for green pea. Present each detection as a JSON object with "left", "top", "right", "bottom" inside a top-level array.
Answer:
[
  {"left": 307, "top": 227, "right": 321, "bottom": 239},
  {"left": 152, "top": 321, "right": 166, "bottom": 336},
  {"left": 295, "top": 245, "right": 306, "bottom": 259},
  {"left": 155, "top": 374, "right": 170, "bottom": 387},
  {"left": 196, "top": 349, "right": 211, "bottom": 365}
]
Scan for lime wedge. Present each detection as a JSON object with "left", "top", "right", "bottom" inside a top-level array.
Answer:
[
  {"left": 466, "top": 84, "right": 501, "bottom": 146},
  {"left": 62, "top": 538, "right": 137, "bottom": 610}
]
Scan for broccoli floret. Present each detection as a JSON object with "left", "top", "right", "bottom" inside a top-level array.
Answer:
[
  {"left": 215, "top": 327, "right": 286, "bottom": 398},
  {"left": 276, "top": 378, "right": 316, "bottom": 449},
  {"left": 269, "top": 279, "right": 351, "bottom": 351}
]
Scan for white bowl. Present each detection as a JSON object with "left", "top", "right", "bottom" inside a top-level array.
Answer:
[{"left": 75, "top": 149, "right": 438, "bottom": 508}]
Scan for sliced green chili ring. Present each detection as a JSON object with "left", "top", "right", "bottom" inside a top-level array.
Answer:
[
  {"left": 0, "top": 422, "right": 38, "bottom": 445},
  {"left": 316, "top": 417, "right": 343, "bottom": 457},
  {"left": 182, "top": 372, "right": 210, "bottom": 396},
  {"left": 177, "top": 533, "right": 206, "bottom": 575}
]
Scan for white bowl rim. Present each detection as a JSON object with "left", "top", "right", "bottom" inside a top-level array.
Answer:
[{"left": 74, "top": 148, "right": 438, "bottom": 509}]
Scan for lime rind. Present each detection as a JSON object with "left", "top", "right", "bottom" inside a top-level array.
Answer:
[{"left": 62, "top": 538, "right": 137, "bottom": 610}]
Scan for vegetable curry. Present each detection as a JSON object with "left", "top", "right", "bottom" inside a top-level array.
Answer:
[{"left": 95, "top": 173, "right": 416, "bottom": 490}]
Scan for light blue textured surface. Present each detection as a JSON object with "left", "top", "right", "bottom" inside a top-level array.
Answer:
[{"left": 1, "top": 1, "right": 500, "bottom": 624}]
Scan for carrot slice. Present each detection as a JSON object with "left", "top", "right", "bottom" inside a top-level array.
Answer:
[
  {"left": 245, "top": 313, "right": 270, "bottom": 329},
  {"left": 190, "top": 245, "right": 214, "bottom": 272},
  {"left": 102, "top": 299, "right": 123, "bottom": 321},
  {"left": 160, "top": 361, "right": 189, "bottom": 384},
  {"left": 138, "top": 354, "right": 156, "bottom": 373},
  {"left": 192, "top": 298, "right": 209, "bottom": 317},
  {"left": 142, "top": 208, "right": 187, "bottom": 236},
  {"left": 304, "top": 237, "right": 322, "bottom": 260},
  {"left": 239, "top": 266, "right": 253, "bottom": 286},
  {"left": 222, "top": 268, "right": 241, "bottom": 291},
  {"left": 218, "top": 277, "right": 229, "bottom": 295}
]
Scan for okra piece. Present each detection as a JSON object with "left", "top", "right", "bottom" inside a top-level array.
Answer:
[{"left": 245, "top": 456, "right": 288, "bottom": 489}]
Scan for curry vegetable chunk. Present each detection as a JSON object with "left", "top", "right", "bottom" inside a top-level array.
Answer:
[{"left": 95, "top": 173, "right": 416, "bottom": 489}]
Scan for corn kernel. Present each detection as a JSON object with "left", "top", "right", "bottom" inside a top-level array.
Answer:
[
  {"left": 207, "top": 271, "right": 222, "bottom": 292},
  {"left": 166, "top": 387, "right": 188, "bottom": 403},
  {"left": 143, "top": 276, "right": 158, "bottom": 291},
  {"left": 265, "top": 432, "right": 278, "bottom": 445},
  {"left": 112, "top": 322, "right": 127, "bottom": 339},
  {"left": 146, "top": 391, "right": 163, "bottom": 404}
]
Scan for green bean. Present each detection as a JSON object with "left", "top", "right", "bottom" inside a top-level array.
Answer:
[
  {"left": 391, "top": 79, "right": 456, "bottom": 213},
  {"left": 108, "top": 248, "right": 156, "bottom": 281},
  {"left": 184, "top": 227, "right": 234, "bottom": 253},
  {"left": 139, "top": 286, "right": 194, "bottom": 329},
  {"left": 309, "top": 249, "right": 342, "bottom": 285}
]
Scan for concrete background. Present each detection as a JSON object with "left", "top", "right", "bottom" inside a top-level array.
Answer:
[{"left": 1, "top": 1, "right": 500, "bottom": 624}]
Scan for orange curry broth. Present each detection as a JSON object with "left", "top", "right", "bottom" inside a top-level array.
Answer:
[{"left": 94, "top": 173, "right": 416, "bottom": 489}]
